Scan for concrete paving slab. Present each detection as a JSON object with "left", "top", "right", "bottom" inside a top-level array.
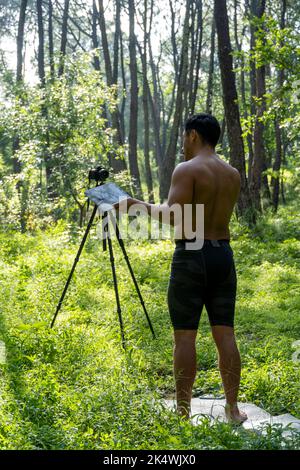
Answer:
[{"left": 162, "top": 397, "right": 300, "bottom": 438}]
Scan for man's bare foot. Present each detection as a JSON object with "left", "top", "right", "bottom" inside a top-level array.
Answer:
[
  {"left": 225, "top": 403, "right": 248, "bottom": 425},
  {"left": 177, "top": 407, "right": 190, "bottom": 421}
]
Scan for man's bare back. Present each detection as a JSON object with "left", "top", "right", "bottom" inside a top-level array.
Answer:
[{"left": 184, "top": 153, "right": 241, "bottom": 240}]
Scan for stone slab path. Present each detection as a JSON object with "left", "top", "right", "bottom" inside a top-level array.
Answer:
[{"left": 163, "top": 396, "right": 300, "bottom": 438}]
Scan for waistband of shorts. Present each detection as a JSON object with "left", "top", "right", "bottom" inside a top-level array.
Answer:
[{"left": 175, "top": 238, "right": 230, "bottom": 248}]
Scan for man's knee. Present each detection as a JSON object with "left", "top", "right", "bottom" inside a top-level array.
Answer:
[
  {"left": 174, "top": 329, "right": 197, "bottom": 346},
  {"left": 211, "top": 325, "right": 236, "bottom": 348}
]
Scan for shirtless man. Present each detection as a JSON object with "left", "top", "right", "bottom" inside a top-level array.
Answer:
[{"left": 114, "top": 113, "right": 247, "bottom": 424}]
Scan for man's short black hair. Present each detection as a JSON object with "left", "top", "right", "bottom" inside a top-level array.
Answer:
[{"left": 184, "top": 113, "right": 221, "bottom": 147}]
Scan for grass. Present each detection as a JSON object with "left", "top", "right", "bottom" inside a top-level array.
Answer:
[{"left": 0, "top": 201, "right": 300, "bottom": 449}]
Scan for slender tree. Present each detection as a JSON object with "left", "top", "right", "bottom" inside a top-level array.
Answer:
[
  {"left": 214, "top": 0, "right": 254, "bottom": 220},
  {"left": 113, "top": 0, "right": 121, "bottom": 84},
  {"left": 48, "top": 0, "right": 55, "bottom": 79},
  {"left": 58, "top": 0, "right": 70, "bottom": 77},
  {"left": 91, "top": 0, "right": 100, "bottom": 71},
  {"left": 272, "top": 0, "right": 286, "bottom": 211},
  {"left": 37, "top": 0, "right": 57, "bottom": 198},
  {"left": 16, "top": 0, "right": 27, "bottom": 83},
  {"left": 97, "top": 0, "right": 113, "bottom": 83},
  {"left": 250, "top": 0, "right": 270, "bottom": 211},
  {"left": 188, "top": 0, "right": 203, "bottom": 116},
  {"left": 128, "top": 0, "right": 142, "bottom": 196},
  {"left": 148, "top": 4, "right": 163, "bottom": 166},
  {"left": 119, "top": 24, "right": 127, "bottom": 141},
  {"left": 36, "top": 0, "right": 45, "bottom": 86},
  {"left": 97, "top": 0, "right": 126, "bottom": 172},
  {"left": 13, "top": 0, "right": 28, "bottom": 231},
  {"left": 12, "top": 0, "right": 28, "bottom": 175},
  {"left": 247, "top": 0, "right": 257, "bottom": 182},
  {"left": 206, "top": 14, "right": 215, "bottom": 114},
  {"left": 234, "top": 0, "right": 254, "bottom": 179},
  {"left": 139, "top": 0, "right": 154, "bottom": 202}
]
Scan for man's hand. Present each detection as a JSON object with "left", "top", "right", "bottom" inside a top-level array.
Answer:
[{"left": 112, "top": 196, "right": 135, "bottom": 214}]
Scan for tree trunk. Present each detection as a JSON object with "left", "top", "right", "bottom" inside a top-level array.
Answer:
[
  {"left": 97, "top": 0, "right": 113, "bottom": 83},
  {"left": 184, "top": 0, "right": 194, "bottom": 119},
  {"left": 272, "top": 119, "right": 282, "bottom": 210},
  {"left": 92, "top": 0, "right": 100, "bottom": 71},
  {"left": 190, "top": 0, "right": 203, "bottom": 115},
  {"left": 169, "top": 0, "right": 179, "bottom": 79},
  {"left": 206, "top": 15, "right": 215, "bottom": 114},
  {"left": 48, "top": 0, "right": 55, "bottom": 79},
  {"left": 119, "top": 26, "right": 127, "bottom": 141},
  {"left": 16, "top": 0, "right": 27, "bottom": 83},
  {"left": 214, "top": 0, "right": 254, "bottom": 221},
  {"left": 159, "top": 0, "right": 191, "bottom": 201},
  {"left": 148, "top": 24, "right": 163, "bottom": 163},
  {"left": 219, "top": 118, "right": 226, "bottom": 149},
  {"left": 91, "top": 0, "right": 110, "bottom": 162},
  {"left": 141, "top": 0, "right": 154, "bottom": 203},
  {"left": 128, "top": 0, "right": 142, "bottom": 197},
  {"left": 248, "top": 25, "right": 256, "bottom": 182},
  {"left": 36, "top": 0, "right": 45, "bottom": 86},
  {"left": 280, "top": 174, "right": 286, "bottom": 205},
  {"left": 13, "top": 0, "right": 28, "bottom": 231},
  {"left": 113, "top": 0, "right": 121, "bottom": 84},
  {"left": 12, "top": 0, "right": 28, "bottom": 175},
  {"left": 97, "top": 0, "right": 126, "bottom": 172},
  {"left": 234, "top": 0, "right": 254, "bottom": 181},
  {"left": 37, "top": 0, "right": 57, "bottom": 199},
  {"left": 253, "top": 61, "right": 270, "bottom": 208},
  {"left": 250, "top": 0, "right": 270, "bottom": 211},
  {"left": 272, "top": 0, "right": 286, "bottom": 212},
  {"left": 58, "top": 0, "right": 70, "bottom": 77},
  {"left": 147, "top": 78, "right": 163, "bottom": 168}
]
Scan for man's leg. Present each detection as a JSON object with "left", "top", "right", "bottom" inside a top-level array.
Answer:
[
  {"left": 173, "top": 329, "right": 198, "bottom": 419},
  {"left": 211, "top": 325, "right": 247, "bottom": 423}
]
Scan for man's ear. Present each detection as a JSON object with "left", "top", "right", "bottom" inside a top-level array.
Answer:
[{"left": 190, "top": 129, "right": 198, "bottom": 142}]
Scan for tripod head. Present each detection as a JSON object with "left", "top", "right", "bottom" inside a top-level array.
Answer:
[
  {"left": 87, "top": 166, "right": 109, "bottom": 217},
  {"left": 88, "top": 166, "right": 109, "bottom": 186}
]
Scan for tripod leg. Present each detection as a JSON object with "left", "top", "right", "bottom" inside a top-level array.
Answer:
[
  {"left": 104, "top": 214, "right": 126, "bottom": 350},
  {"left": 50, "top": 204, "right": 98, "bottom": 328},
  {"left": 109, "top": 211, "right": 156, "bottom": 339},
  {"left": 101, "top": 212, "right": 107, "bottom": 251}
]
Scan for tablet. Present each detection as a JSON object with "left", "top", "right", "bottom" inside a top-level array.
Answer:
[{"left": 85, "top": 182, "right": 130, "bottom": 212}]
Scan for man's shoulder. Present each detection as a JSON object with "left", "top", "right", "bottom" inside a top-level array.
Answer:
[
  {"left": 175, "top": 161, "right": 191, "bottom": 171},
  {"left": 173, "top": 161, "right": 194, "bottom": 177},
  {"left": 230, "top": 166, "right": 241, "bottom": 184},
  {"left": 175, "top": 159, "right": 207, "bottom": 173},
  {"left": 225, "top": 166, "right": 241, "bottom": 195},
  {"left": 174, "top": 160, "right": 210, "bottom": 184},
  {"left": 218, "top": 157, "right": 241, "bottom": 180}
]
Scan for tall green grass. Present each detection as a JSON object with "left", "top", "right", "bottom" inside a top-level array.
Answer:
[{"left": 0, "top": 203, "right": 299, "bottom": 449}]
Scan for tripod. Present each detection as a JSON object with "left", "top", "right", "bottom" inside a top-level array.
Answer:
[{"left": 50, "top": 196, "right": 156, "bottom": 349}]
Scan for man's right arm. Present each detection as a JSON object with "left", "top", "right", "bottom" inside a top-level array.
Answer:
[{"left": 113, "top": 162, "right": 194, "bottom": 225}]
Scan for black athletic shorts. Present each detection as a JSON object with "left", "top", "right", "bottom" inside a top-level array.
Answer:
[{"left": 167, "top": 239, "right": 237, "bottom": 329}]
